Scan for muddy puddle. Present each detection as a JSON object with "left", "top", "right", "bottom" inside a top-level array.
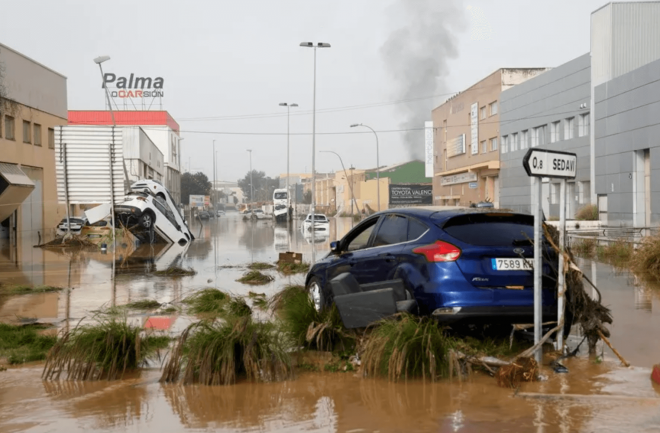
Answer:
[{"left": 1, "top": 213, "right": 660, "bottom": 432}]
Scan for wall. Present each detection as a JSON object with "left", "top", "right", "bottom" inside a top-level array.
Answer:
[
  {"left": 122, "top": 127, "right": 164, "bottom": 182},
  {"left": 499, "top": 54, "right": 591, "bottom": 217},
  {"left": 364, "top": 160, "right": 431, "bottom": 184},
  {"left": 594, "top": 55, "right": 660, "bottom": 226},
  {"left": 0, "top": 45, "right": 67, "bottom": 243}
]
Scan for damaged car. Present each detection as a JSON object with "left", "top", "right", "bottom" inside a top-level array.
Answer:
[{"left": 305, "top": 208, "right": 561, "bottom": 329}]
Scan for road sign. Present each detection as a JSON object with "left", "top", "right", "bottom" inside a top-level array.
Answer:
[{"left": 522, "top": 149, "right": 577, "bottom": 179}]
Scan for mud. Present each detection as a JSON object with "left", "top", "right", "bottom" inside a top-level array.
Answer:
[{"left": 1, "top": 213, "right": 660, "bottom": 432}]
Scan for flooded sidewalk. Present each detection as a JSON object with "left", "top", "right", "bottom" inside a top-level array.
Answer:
[{"left": 1, "top": 213, "right": 660, "bottom": 432}]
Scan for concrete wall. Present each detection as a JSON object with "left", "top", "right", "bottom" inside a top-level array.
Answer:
[
  {"left": 0, "top": 45, "right": 67, "bottom": 244},
  {"left": 499, "top": 54, "right": 592, "bottom": 217},
  {"left": 594, "top": 56, "right": 660, "bottom": 227}
]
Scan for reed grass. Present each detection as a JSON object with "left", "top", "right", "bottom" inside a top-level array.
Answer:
[
  {"left": 236, "top": 270, "right": 274, "bottom": 285},
  {"left": 0, "top": 285, "right": 63, "bottom": 295},
  {"left": 42, "top": 318, "right": 170, "bottom": 381},
  {"left": 160, "top": 316, "right": 292, "bottom": 385},
  {"left": 278, "top": 286, "right": 353, "bottom": 352},
  {"left": 0, "top": 323, "right": 57, "bottom": 364},
  {"left": 277, "top": 262, "right": 310, "bottom": 275},
  {"left": 631, "top": 232, "right": 660, "bottom": 282},
  {"left": 183, "top": 288, "right": 230, "bottom": 315},
  {"left": 247, "top": 262, "right": 275, "bottom": 270},
  {"left": 125, "top": 299, "right": 162, "bottom": 310},
  {"left": 153, "top": 266, "right": 197, "bottom": 277},
  {"left": 575, "top": 204, "right": 599, "bottom": 221},
  {"left": 361, "top": 314, "right": 453, "bottom": 382}
]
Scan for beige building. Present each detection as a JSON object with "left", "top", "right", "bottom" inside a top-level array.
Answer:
[
  {"left": 432, "top": 68, "right": 548, "bottom": 207},
  {"left": 315, "top": 168, "right": 389, "bottom": 215},
  {"left": 0, "top": 43, "right": 68, "bottom": 249}
]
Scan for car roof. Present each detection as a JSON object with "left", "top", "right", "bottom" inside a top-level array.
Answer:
[{"left": 371, "top": 207, "right": 531, "bottom": 225}]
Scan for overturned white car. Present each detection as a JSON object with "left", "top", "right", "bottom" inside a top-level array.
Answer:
[{"left": 86, "top": 180, "right": 194, "bottom": 245}]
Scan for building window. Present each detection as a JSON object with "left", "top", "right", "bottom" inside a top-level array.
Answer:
[
  {"left": 480, "top": 106, "right": 486, "bottom": 119},
  {"left": 564, "top": 117, "right": 574, "bottom": 140},
  {"left": 501, "top": 135, "right": 508, "bottom": 154},
  {"left": 490, "top": 137, "right": 498, "bottom": 151},
  {"left": 489, "top": 101, "right": 498, "bottom": 116},
  {"left": 521, "top": 130, "right": 529, "bottom": 150},
  {"left": 33, "top": 124, "right": 42, "bottom": 146},
  {"left": 579, "top": 112, "right": 590, "bottom": 137},
  {"left": 48, "top": 128, "right": 55, "bottom": 149},
  {"left": 550, "top": 121, "right": 560, "bottom": 143},
  {"left": 532, "top": 125, "right": 547, "bottom": 147},
  {"left": 481, "top": 140, "right": 487, "bottom": 154},
  {"left": 23, "top": 120, "right": 31, "bottom": 144},
  {"left": 579, "top": 181, "right": 590, "bottom": 204},
  {"left": 531, "top": 128, "right": 539, "bottom": 148},
  {"left": 5, "top": 116, "right": 15, "bottom": 140}
]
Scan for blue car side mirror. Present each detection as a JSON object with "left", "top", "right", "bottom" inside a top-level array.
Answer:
[{"left": 330, "top": 241, "right": 339, "bottom": 252}]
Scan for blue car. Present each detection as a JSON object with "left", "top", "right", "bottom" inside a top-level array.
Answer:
[{"left": 305, "top": 208, "right": 560, "bottom": 325}]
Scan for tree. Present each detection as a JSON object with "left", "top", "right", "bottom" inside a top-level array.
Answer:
[
  {"left": 181, "top": 172, "right": 211, "bottom": 205},
  {"left": 238, "top": 170, "right": 280, "bottom": 203}
]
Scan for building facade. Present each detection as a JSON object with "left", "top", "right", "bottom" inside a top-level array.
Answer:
[
  {"left": 499, "top": 54, "right": 592, "bottom": 217},
  {"left": 591, "top": 2, "right": 660, "bottom": 227},
  {"left": 68, "top": 111, "right": 183, "bottom": 203},
  {"left": 432, "top": 69, "right": 548, "bottom": 208},
  {"left": 0, "top": 43, "right": 67, "bottom": 246}
]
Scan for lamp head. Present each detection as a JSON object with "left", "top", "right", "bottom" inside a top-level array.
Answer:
[
  {"left": 94, "top": 56, "right": 111, "bottom": 64},
  {"left": 350, "top": 124, "right": 360, "bottom": 128}
]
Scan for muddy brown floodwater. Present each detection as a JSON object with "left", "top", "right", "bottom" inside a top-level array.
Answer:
[{"left": 1, "top": 213, "right": 660, "bottom": 432}]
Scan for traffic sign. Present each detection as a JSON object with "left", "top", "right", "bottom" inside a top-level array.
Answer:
[{"left": 522, "top": 149, "right": 577, "bottom": 179}]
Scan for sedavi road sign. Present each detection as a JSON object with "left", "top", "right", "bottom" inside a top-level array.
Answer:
[{"left": 522, "top": 149, "right": 577, "bottom": 179}]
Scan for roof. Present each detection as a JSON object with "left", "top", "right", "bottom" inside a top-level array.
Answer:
[
  {"left": 0, "top": 42, "right": 67, "bottom": 79},
  {"left": 68, "top": 110, "right": 180, "bottom": 133},
  {"left": 373, "top": 207, "right": 530, "bottom": 225}
]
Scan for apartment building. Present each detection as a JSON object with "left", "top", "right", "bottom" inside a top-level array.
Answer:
[
  {"left": 0, "top": 43, "right": 67, "bottom": 247},
  {"left": 432, "top": 68, "right": 548, "bottom": 207}
]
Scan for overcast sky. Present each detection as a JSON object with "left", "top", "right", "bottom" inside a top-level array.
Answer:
[{"left": 1, "top": 0, "right": 615, "bottom": 183}]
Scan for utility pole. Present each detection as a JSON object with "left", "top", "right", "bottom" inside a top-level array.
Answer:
[
  {"left": 247, "top": 149, "right": 253, "bottom": 204},
  {"left": 212, "top": 140, "right": 216, "bottom": 209}
]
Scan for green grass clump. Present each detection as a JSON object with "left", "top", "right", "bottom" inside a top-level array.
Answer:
[
  {"left": 597, "top": 239, "right": 633, "bottom": 267},
  {"left": 159, "top": 306, "right": 179, "bottom": 314},
  {"left": 247, "top": 262, "right": 275, "bottom": 271},
  {"left": 236, "top": 270, "right": 274, "bottom": 285},
  {"left": 42, "top": 318, "right": 170, "bottom": 381},
  {"left": 575, "top": 204, "right": 599, "bottom": 221},
  {"left": 0, "top": 285, "right": 63, "bottom": 295},
  {"left": 0, "top": 323, "right": 57, "bottom": 364},
  {"left": 160, "top": 316, "right": 292, "bottom": 385},
  {"left": 269, "top": 285, "right": 305, "bottom": 312},
  {"left": 572, "top": 238, "right": 597, "bottom": 257},
  {"left": 183, "top": 288, "right": 230, "bottom": 315},
  {"left": 277, "top": 262, "right": 310, "bottom": 275},
  {"left": 226, "top": 297, "right": 252, "bottom": 317},
  {"left": 278, "top": 286, "right": 353, "bottom": 352},
  {"left": 361, "top": 314, "right": 453, "bottom": 382},
  {"left": 153, "top": 266, "right": 196, "bottom": 277},
  {"left": 125, "top": 299, "right": 162, "bottom": 310}
]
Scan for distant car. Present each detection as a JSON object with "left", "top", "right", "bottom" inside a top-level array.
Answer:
[
  {"left": 302, "top": 214, "right": 330, "bottom": 233},
  {"left": 251, "top": 209, "right": 270, "bottom": 220},
  {"left": 56, "top": 216, "right": 88, "bottom": 237},
  {"left": 305, "top": 208, "right": 562, "bottom": 328},
  {"left": 470, "top": 202, "right": 494, "bottom": 208},
  {"left": 198, "top": 211, "right": 210, "bottom": 220},
  {"left": 217, "top": 210, "right": 226, "bottom": 217}
]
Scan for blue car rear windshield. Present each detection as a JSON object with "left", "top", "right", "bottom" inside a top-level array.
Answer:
[{"left": 442, "top": 213, "right": 534, "bottom": 246}]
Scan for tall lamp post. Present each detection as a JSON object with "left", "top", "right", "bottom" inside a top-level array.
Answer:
[
  {"left": 247, "top": 149, "right": 253, "bottom": 205},
  {"left": 94, "top": 55, "right": 117, "bottom": 307},
  {"left": 319, "top": 150, "right": 358, "bottom": 218},
  {"left": 351, "top": 123, "right": 380, "bottom": 211},
  {"left": 212, "top": 139, "right": 216, "bottom": 210},
  {"left": 300, "top": 41, "right": 331, "bottom": 265},
  {"left": 279, "top": 102, "right": 298, "bottom": 222}
]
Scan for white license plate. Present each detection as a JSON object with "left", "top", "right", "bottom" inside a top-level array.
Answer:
[{"left": 492, "top": 258, "right": 533, "bottom": 271}]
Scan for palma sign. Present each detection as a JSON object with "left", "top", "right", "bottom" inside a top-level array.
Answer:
[{"left": 103, "top": 73, "right": 165, "bottom": 98}]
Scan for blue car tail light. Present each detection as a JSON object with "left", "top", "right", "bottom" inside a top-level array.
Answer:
[{"left": 412, "top": 241, "right": 461, "bottom": 262}]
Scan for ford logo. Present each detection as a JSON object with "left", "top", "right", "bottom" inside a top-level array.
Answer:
[{"left": 513, "top": 248, "right": 525, "bottom": 255}]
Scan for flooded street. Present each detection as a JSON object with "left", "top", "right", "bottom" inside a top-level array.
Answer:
[{"left": 1, "top": 213, "right": 660, "bottom": 432}]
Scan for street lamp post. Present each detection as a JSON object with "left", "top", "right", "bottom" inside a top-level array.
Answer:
[
  {"left": 351, "top": 123, "right": 380, "bottom": 212},
  {"left": 212, "top": 139, "right": 216, "bottom": 210},
  {"left": 319, "top": 150, "right": 358, "bottom": 218},
  {"left": 247, "top": 149, "right": 253, "bottom": 205},
  {"left": 300, "top": 42, "right": 331, "bottom": 265},
  {"left": 279, "top": 102, "right": 298, "bottom": 223}
]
